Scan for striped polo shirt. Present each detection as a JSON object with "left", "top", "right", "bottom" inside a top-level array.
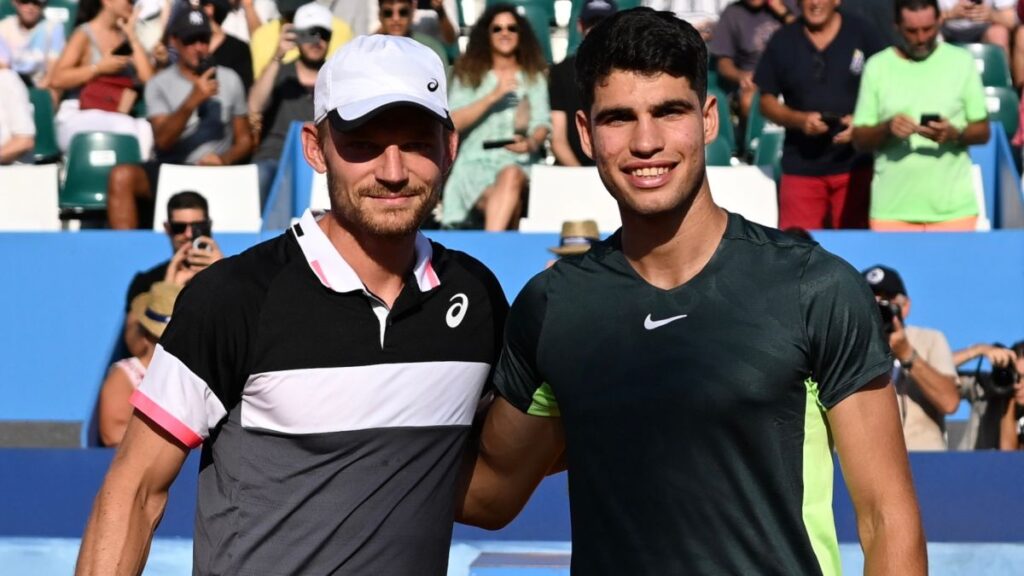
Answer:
[{"left": 132, "top": 210, "right": 508, "bottom": 575}]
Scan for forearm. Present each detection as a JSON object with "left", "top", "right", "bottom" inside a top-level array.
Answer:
[
  {"left": 958, "top": 120, "right": 989, "bottom": 146},
  {"left": 953, "top": 344, "right": 987, "bottom": 366},
  {"left": 129, "top": 39, "right": 154, "bottom": 82},
  {"left": 452, "top": 94, "right": 499, "bottom": 132},
  {"left": 437, "top": 9, "right": 457, "bottom": 44},
  {"left": 76, "top": 470, "right": 167, "bottom": 575},
  {"left": 219, "top": 124, "right": 254, "bottom": 164},
  {"left": 248, "top": 60, "right": 279, "bottom": 113},
  {"left": 859, "top": 507, "right": 927, "bottom": 576},
  {"left": 51, "top": 62, "right": 98, "bottom": 90},
  {"left": 759, "top": 94, "right": 805, "bottom": 130},
  {"left": 0, "top": 135, "right": 34, "bottom": 164},
  {"left": 153, "top": 99, "right": 202, "bottom": 151},
  {"left": 716, "top": 58, "right": 744, "bottom": 85},
  {"left": 851, "top": 122, "right": 891, "bottom": 153},
  {"left": 529, "top": 126, "right": 549, "bottom": 153},
  {"left": 551, "top": 138, "right": 580, "bottom": 166},
  {"left": 905, "top": 361, "right": 960, "bottom": 414},
  {"left": 244, "top": 2, "right": 262, "bottom": 34}
]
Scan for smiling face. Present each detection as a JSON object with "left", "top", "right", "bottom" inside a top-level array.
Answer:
[
  {"left": 488, "top": 11, "right": 520, "bottom": 58},
  {"left": 577, "top": 70, "right": 717, "bottom": 219},
  {"left": 801, "top": 0, "right": 840, "bottom": 30},
  {"left": 379, "top": 0, "right": 413, "bottom": 37},
  {"left": 303, "top": 107, "right": 458, "bottom": 238}
]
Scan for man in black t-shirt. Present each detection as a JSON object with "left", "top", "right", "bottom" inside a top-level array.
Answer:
[
  {"left": 754, "top": 1, "right": 885, "bottom": 230},
  {"left": 548, "top": 0, "right": 617, "bottom": 166},
  {"left": 248, "top": 1, "right": 327, "bottom": 205},
  {"left": 458, "top": 9, "right": 926, "bottom": 575}
]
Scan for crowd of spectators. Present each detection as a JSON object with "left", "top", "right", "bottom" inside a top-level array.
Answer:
[{"left": 1, "top": 0, "right": 1023, "bottom": 232}]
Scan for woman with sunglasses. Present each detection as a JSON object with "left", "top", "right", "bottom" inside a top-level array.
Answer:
[
  {"left": 441, "top": 3, "right": 549, "bottom": 231},
  {"left": 49, "top": 0, "right": 155, "bottom": 155}
]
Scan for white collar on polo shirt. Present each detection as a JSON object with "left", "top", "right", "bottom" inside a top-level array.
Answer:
[{"left": 291, "top": 209, "right": 441, "bottom": 295}]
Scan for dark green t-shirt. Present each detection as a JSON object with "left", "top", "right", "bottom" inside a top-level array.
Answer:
[{"left": 494, "top": 212, "right": 892, "bottom": 575}]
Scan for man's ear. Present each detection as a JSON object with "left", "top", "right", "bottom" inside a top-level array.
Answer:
[
  {"left": 576, "top": 109, "right": 594, "bottom": 160},
  {"left": 302, "top": 121, "right": 328, "bottom": 174},
  {"left": 444, "top": 128, "right": 460, "bottom": 175},
  {"left": 703, "top": 93, "right": 719, "bottom": 146}
]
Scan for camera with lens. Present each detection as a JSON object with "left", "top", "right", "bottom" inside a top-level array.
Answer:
[
  {"left": 967, "top": 343, "right": 1020, "bottom": 399},
  {"left": 877, "top": 299, "right": 902, "bottom": 334}
]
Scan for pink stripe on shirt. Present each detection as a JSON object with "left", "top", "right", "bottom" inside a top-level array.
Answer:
[{"left": 130, "top": 389, "right": 204, "bottom": 449}]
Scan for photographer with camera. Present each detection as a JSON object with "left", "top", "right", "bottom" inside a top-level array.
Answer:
[
  {"left": 106, "top": 8, "right": 253, "bottom": 229},
  {"left": 863, "top": 265, "right": 960, "bottom": 450},
  {"left": 954, "top": 340, "right": 1024, "bottom": 450}
]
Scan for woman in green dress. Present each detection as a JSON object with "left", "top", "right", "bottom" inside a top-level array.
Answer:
[{"left": 441, "top": 3, "right": 550, "bottom": 230}]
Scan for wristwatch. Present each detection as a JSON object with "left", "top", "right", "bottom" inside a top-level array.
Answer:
[{"left": 902, "top": 349, "right": 917, "bottom": 371}]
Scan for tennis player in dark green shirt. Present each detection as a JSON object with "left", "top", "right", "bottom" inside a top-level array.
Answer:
[{"left": 457, "top": 7, "right": 926, "bottom": 576}]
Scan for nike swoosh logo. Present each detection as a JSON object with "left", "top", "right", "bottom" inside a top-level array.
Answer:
[{"left": 644, "top": 314, "right": 688, "bottom": 330}]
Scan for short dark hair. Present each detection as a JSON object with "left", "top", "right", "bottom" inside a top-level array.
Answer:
[
  {"left": 894, "top": 0, "right": 939, "bottom": 23},
  {"left": 378, "top": 0, "right": 412, "bottom": 6},
  {"left": 167, "top": 191, "right": 209, "bottom": 220},
  {"left": 574, "top": 7, "right": 707, "bottom": 114}
]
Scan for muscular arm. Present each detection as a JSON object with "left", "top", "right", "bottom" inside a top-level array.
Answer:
[
  {"left": 829, "top": 374, "right": 927, "bottom": 576},
  {"left": 456, "top": 397, "right": 564, "bottom": 529},
  {"left": 76, "top": 413, "right": 189, "bottom": 575},
  {"left": 549, "top": 111, "right": 581, "bottom": 166}
]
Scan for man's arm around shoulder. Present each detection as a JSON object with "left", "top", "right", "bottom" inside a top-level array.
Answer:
[
  {"left": 829, "top": 374, "right": 927, "bottom": 576},
  {"left": 456, "top": 397, "right": 564, "bottom": 530},
  {"left": 76, "top": 412, "right": 189, "bottom": 575}
]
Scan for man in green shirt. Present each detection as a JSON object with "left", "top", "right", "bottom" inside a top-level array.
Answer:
[{"left": 852, "top": 0, "right": 990, "bottom": 230}]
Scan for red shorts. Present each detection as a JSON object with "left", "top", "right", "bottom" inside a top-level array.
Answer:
[{"left": 778, "top": 165, "right": 872, "bottom": 230}]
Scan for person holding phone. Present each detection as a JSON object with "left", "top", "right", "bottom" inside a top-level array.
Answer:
[
  {"left": 440, "top": 4, "right": 550, "bottom": 231},
  {"left": 754, "top": 0, "right": 885, "bottom": 230},
  {"left": 852, "top": 0, "right": 990, "bottom": 231},
  {"left": 105, "top": 8, "right": 253, "bottom": 229}
]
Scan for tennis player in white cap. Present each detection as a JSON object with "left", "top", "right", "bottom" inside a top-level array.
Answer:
[{"left": 77, "top": 35, "right": 509, "bottom": 576}]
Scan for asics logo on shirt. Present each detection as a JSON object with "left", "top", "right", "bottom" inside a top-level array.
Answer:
[
  {"left": 446, "top": 293, "right": 468, "bottom": 328},
  {"left": 643, "top": 313, "right": 688, "bottom": 330}
]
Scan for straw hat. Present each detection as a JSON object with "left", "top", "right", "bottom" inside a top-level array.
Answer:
[
  {"left": 548, "top": 220, "right": 601, "bottom": 256},
  {"left": 130, "top": 281, "right": 182, "bottom": 339}
]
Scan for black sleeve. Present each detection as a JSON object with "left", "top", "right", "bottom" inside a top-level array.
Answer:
[
  {"left": 125, "top": 272, "right": 147, "bottom": 312},
  {"left": 800, "top": 246, "right": 893, "bottom": 409},
  {"left": 548, "top": 61, "right": 570, "bottom": 113},
  {"left": 753, "top": 31, "right": 783, "bottom": 96},
  {"left": 493, "top": 271, "right": 551, "bottom": 414}
]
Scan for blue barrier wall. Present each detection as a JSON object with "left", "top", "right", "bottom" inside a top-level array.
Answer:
[
  {"left": 2, "top": 229, "right": 1021, "bottom": 442},
  {"left": 2, "top": 449, "right": 1022, "bottom": 543}
]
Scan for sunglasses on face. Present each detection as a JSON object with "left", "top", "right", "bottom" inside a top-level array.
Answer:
[
  {"left": 491, "top": 24, "right": 518, "bottom": 34},
  {"left": 168, "top": 220, "right": 211, "bottom": 234},
  {"left": 381, "top": 8, "right": 411, "bottom": 18}
]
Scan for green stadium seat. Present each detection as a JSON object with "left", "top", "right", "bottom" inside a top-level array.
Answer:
[
  {"left": 705, "top": 135, "right": 733, "bottom": 166},
  {"left": 709, "top": 87, "right": 736, "bottom": 155},
  {"left": 753, "top": 129, "right": 784, "bottom": 182},
  {"left": 961, "top": 43, "right": 1012, "bottom": 88},
  {"left": 983, "top": 85, "right": 1020, "bottom": 140},
  {"left": 28, "top": 88, "right": 60, "bottom": 164},
  {"left": 60, "top": 132, "right": 141, "bottom": 219},
  {"left": 744, "top": 89, "right": 766, "bottom": 155},
  {"left": 487, "top": 0, "right": 553, "bottom": 63}
]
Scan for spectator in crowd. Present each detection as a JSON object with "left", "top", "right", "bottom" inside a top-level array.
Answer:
[
  {"left": 248, "top": 1, "right": 327, "bottom": 204},
  {"left": 548, "top": 0, "right": 616, "bottom": 167},
  {"left": 862, "top": 264, "right": 960, "bottom": 451},
  {"left": 545, "top": 219, "right": 600, "bottom": 268},
  {"left": 643, "top": 0, "right": 731, "bottom": 40},
  {"left": 0, "top": 0, "right": 66, "bottom": 88},
  {"left": 410, "top": 0, "right": 458, "bottom": 48},
  {"left": 852, "top": 0, "right": 990, "bottom": 231},
  {"left": 49, "top": 0, "right": 156, "bottom": 155},
  {"left": 376, "top": 0, "right": 447, "bottom": 64},
  {"left": 754, "top": 0, "right": 884, "bottom": 229},
  {"left": 250, "top": 0, "right": 352, "bottom": 79},
  {"left": 222, "top": 0, "right": 280, "bottom": 43},
  {"left": 201, "top": 0, "right": 255, "bottom": 91},
  {"left": 709, "top": 0, "right": 797, "bottom": 120},
  {"left": 441, "top": 4, "right": 550, "bottom": 231},
  {"left": 106, "top": 8, "right": 252, "bottom": 229},
  {"left": 99, "top": 281, "right": 182, "bottom": 447},
  {"left": 953, "top": 341, "right": 1021, "bottom": 450},
  {"left": 938, "top": 0, "right": 1015, "bottom": 65},
  {"left": 0, "top": 68, "right": 36, "bottom": 164}
]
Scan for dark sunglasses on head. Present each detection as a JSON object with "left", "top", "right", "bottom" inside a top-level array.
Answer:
[
  {"left": 382, "top": 7, "right": 411, "bottom": 18},
  {"left": 168, "top": 220, "right": 212, "bottom": 234},
  {"left": 490, "top": 24, "right": 518, "bottom": 34}
]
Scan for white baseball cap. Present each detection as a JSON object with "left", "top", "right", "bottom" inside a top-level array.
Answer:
[
  {"left": 313, "top": 35, "right": 453, "bottom": 131},
  {"left": 293, "top": 2, "right": 332, "bottom": 32}
]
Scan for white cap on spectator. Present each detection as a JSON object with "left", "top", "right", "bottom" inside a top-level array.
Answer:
[
  {"left": 313, "top": 35, "right": 453, "bottom": 131},
  {"left": 293, "top": 2, "right": 332, "bottom": 32}
]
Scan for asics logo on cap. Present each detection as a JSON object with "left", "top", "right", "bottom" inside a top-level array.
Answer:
[{"left": 427, "top": 79, "right": 439, "bottom": 92}]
